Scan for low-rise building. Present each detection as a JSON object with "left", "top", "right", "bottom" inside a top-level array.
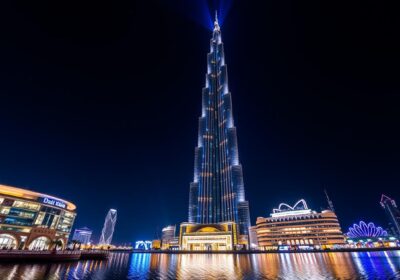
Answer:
[
  {"left": 0, "top": 184, "right": 76, "bottom": 250},
  {"left": 152, "top": 239, "right": 161, "bottom": 250},
  {"left": 72, "top": 227, "right": 92, "bottom": 245},
  {"left": 179, "top": 222, "right": 237, "bottom": 251},
  {"left": 249, "top": 225, "right": 258, "bottom": 249},
  {"left": 256, "top": 199, "right": 345, "bottom": 250}
]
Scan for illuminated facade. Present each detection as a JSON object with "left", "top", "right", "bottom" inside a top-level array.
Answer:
[
  {"left": 380, "top": 194, "right": 400, "bottom": 236},
  {"left": 256, "top": 199, "right": 345, "bottom": 250},
  {"left": 99, "top": 209, "right": 117, "bottom": 245},
  {"left": 249, "top": 225, "right": 258, "bottom": 249},
  {"left": 72, "top": 227, "right": 92, "bottom": 244},
  {"left": 185, "top": 12, "right": 250, "bottom": 249},
  {"left": 345, "top": 221, "right": 399, "bottom": 248},
  {"left": 161, "top": 225, "right": 176, "bottom": 250},
  {"left": 180, "top": 222, "right": 237, "bottom": 251},
  {"left": 347, "top": 221, "right": 388, "bottom": 238},
  {"left": 0, "top": 184, "right": 76, "bottom": 250},
  {"left": 135, "top": 240, "right": 152, "bottom": 250}
]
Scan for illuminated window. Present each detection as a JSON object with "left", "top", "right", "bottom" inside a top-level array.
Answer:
[
  {"left": 0, "top": 206, "right": 10, "bottom": 215},
  {"left": 51, "top": 216, "right": 60, "bottom": 229},
  {"left": 8, "top": 209, "right": 35, "bottom": 219},
  {"left": 34, "top": 212, "right": 45, "bottom": 225},
  {"left": 13, "top": 200, "right": 40, "bottom": 211}
]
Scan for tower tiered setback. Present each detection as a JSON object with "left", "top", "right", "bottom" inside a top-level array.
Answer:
[{"left": 181, "top": 13, "right": 251, "bottom": 250}]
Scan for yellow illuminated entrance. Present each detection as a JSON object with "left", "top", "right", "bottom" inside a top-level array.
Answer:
[
  {"left": 179, "top": 222, "right": 237, "bottom": 251},
  {"left": 182, "top": 234, "right": 232, "bottom": 251}
]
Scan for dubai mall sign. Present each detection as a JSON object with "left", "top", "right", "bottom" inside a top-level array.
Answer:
[{"left": 40, "top": 197, "right": 67, "bottom": 209}]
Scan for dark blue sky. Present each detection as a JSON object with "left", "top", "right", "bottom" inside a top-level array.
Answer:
[{"left": 1, "top": 0, "right": 399, "bottom": 244}]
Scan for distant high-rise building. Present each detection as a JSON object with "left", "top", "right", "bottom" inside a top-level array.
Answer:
[
  {"left": 99, "top": 209, "right": 117, "bottom": 245},
  {"left": 161, "top": 225, "right": 176, "bottom": 250},
  {"left": 249, "top": 226, "right": 258, "bottom": 250},
  {"left": 380, "top": 194, "right": 400, "bottom": 236},
  {"left": 186, "top": 12, "right": 251, "bottom": 242},
  {"left": 72, "top": 227, "right": 92, "bottom": 244}
]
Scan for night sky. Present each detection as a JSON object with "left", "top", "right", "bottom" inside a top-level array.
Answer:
[{"left": 1, "top": 0, "right": 399, "bottom": 244}]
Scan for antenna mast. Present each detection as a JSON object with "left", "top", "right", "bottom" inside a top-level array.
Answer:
[{"left": 324, "top": 189, "right": 335, "bottom": 213}]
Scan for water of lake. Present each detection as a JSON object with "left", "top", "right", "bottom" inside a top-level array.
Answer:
[{"left": 0, "top": 251, "right": 399, "bottom": 279}]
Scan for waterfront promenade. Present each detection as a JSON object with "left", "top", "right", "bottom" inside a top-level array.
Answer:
[
  {"left": 1, "top": 251, "right": 400, "bottom": 279},
  {"left": 131, "top": 246, "right": 400, "bottom": 254},
  {"left": 0, "top": 250, "right": 109, "bottom": 262}
]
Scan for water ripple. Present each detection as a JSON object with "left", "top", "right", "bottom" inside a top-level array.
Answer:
[{"left": 0, "top": 251, "right": 399, "bottom": 279}]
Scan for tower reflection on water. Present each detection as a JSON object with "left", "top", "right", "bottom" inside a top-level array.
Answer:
[{"left": 0, "top": 252, "right": 400, "bottom": 279}]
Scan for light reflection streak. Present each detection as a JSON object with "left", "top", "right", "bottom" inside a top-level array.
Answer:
[
  {"left": 0, "top": 251, "right": 399, "bottom": 279},
  {"left": 177, "top": 254, "right": 237, "bottom": 279},
  {"left": 5, "top": 265, "right": 18, "bottom": 280},
  {"left": 383, "top": 251, "right": 396, "bottom": 274}
]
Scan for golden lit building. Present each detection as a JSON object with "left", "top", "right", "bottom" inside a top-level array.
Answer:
[
  {"left": 0, "top": 184, "right": 76, "bottom": 250},
  {"left": 256, "top": 199, "right": 345, "bottom": 250},
  {"left": 152, "top": 239, "right": 161, "bottom": 250},
  {"left": 179, "top": 222, "right": 238, "bottom": 251}
]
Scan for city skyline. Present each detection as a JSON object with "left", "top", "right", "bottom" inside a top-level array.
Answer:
[{"left": 1, "top": 1, "right": 399, "bottom": 243}]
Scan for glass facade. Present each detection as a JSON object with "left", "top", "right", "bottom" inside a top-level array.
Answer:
[
  {"left": 0, "top": 184, "right": 76, "bottom": 249},
  {"left": 99, "top": 209, "right": 117, "bottom": 245},
  {"left": 72, "top": 227, "right": 93, "bottom": 244},
  {"left": 187, "top": 13, "right": 251, "bottom": 238},
  {"left": 161, "top": 225, "right": 176, "bottom": 249}
]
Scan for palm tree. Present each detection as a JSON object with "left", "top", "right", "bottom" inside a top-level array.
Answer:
[
  {"left": 54, "top": 240, "right": 63, "bottom": 250},
  {"left": 69, "top": 239, "right": 81, "bottom": 250},
  {"left": 50, "top": 239, "right": 64, "bottom": 251}
]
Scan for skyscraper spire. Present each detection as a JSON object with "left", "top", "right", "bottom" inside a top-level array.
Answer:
[
  {"left": 187, "top": 15, "right": 251, "bottom": 239},
  {"left": 214, "top": 10, "right": 220, "bottom": 31}
]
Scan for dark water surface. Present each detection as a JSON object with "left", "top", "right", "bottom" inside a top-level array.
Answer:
[{"left": 1, "top": 251, "right": 400, "bottom": 279}]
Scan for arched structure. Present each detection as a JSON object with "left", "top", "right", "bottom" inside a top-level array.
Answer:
[
  {"left": 0, "top": 233, "right": 18, "bottom": 249},
  {"left": 28, "top": 236, "right": 51, "bottom": 250},
  {"left": 273, "top": 199, "right": 309, "bottom": 213},
  {"left": 135, "top": 241, "right": 152, "bottom": 250},
  {"left": 180, "top": 222, "right": 236, "bottom": 251},
  {"left": 0, "top": 184, "right": 76, "bottom": 250},
  {"left": 347, "top": 221, "right": 388, "bottom": 238},
  {"left": 55, "top": 238, "right": 65, "bottom": 250}
]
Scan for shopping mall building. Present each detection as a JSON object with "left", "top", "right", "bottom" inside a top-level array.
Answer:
[
  {"left": 0, "top": 184, "right": 76, "bottom": 250},
  {"left": 255, "top": 199, "right": 345, "bottom": 250}
]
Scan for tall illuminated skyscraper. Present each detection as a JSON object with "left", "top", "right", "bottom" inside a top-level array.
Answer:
[
  {"left": 380, "top": 194, "right": 400, "bottom": 236},
  {"left": 99, "top": 209, "right": 117, "bottom": 245},
  {"left": 187, "top": 13, "right": 251, "bottom": 238}
]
